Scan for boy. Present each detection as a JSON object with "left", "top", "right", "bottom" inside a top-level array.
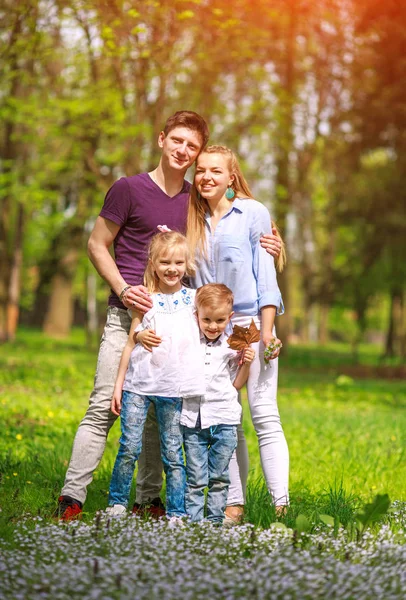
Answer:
[{"left": 181, "top": 284, "right": 255, "bottom": 525}]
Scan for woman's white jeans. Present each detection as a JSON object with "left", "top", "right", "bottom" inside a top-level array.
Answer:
[{"left": 226, "top": 314, "right": 289, "bottom": 507}]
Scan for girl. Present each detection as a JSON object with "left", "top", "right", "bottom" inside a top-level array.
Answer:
[
  {"left": 186, "top": 145, "right": 289, "bottom": 523},
  {"left": 107, "top": 230, "right": 205, "bottom": 518}
]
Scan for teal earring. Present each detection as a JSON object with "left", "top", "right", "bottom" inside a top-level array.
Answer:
[{"left": 225, "top": 186, "right": 235, "bottom": 200}]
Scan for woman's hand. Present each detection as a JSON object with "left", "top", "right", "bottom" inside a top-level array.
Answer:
[
  {"left": 263, "top": 335, "right": 283, "bottom": 361},
  {"left": 111, "top": 389, "right": 122, "bottom": 416},
  {"left": 122, "top": 285, "right": 153, "bottom": 313},
  {"left": 136, "top": 329, "right": 162, "bottom": 352},
  {"left": 260, "top": 227, "right": 282, "bottom": 258}
]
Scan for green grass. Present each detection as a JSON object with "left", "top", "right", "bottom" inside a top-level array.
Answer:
[{"left": 0, "top": 327, "right": 405, "bottom": 539}]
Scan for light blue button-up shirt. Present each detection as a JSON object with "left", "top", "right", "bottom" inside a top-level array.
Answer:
[{"left": 190, "top": 197, "right": 284, "bottom": 316}]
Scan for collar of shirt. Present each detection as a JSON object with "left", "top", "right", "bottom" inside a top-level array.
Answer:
[{"left": 204, "top": 197, "right": 244, "bottom": 226}]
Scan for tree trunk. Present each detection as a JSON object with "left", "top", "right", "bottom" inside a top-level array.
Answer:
[
  {"left": 319, "top": 304, "right": 329, "bottom": 345},
  {"left": 385, "top": 287, "right": 403, "bottom": 358},
  {"left": 6, "top": 203, "right": 24, "bottom": 341},
  {"left": 43, "top": 248, "right": 78, "bottom": 337},
  {"left": 273, "top": 0, "right": 297, "bottom": 348}
]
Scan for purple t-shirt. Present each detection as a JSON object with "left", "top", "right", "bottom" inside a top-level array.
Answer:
[{"left": 99, "top": 173, "right": 190, "bottom": 308}]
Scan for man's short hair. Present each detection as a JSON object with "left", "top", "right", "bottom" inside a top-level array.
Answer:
[
  {"left": 164, "top": 111, "right": 209, "bottom": 149},
  {"left": 195, "top": 283, "right": 234, "bottom": 311}
]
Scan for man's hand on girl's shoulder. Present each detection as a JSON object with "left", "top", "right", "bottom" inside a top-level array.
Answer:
[{"left": 122, "top": 284, "right": 153, "bottom": 313}]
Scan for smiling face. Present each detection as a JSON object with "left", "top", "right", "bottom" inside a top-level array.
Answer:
[
  {"left": 158, "top": 126, "right": 203, "bottom": 173},
  {"left": 196, "top": 302, "right": 234, "bottom": 341},
  {"left": 152, "top": 247, "right": 187, "bottom": 294},
  {"left": 194, "top": 152, "right": 235, "bottom": 202}
]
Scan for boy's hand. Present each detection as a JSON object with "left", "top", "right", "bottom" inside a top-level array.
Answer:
[
  {"left": 136, "top": 329, "right": 162, "bottom": 352},
  {"left": 240, "top": 347, "right": 256, "bottom": 365},
  {"left": 122, "top": 285, "right": 153, "bottom": 313},
  {"left": 111, "top": 390, "right": 122, "bottom": 416},
  {"left": 260, "top": 228, "right": 281, "bottom": 258}
]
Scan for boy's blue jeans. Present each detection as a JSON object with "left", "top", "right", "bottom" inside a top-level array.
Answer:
[
  {"left": 183, "top": 424, "right": 237, "bottom": 524},
  {"left": 109, "top": 391, "right": 186, "bottom": 517}
]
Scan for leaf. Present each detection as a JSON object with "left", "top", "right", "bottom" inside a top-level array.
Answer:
[
  {"left": 319, "top": 514, "right": 335, "bottom": 527},
  {"left": 295, "top": 514, "right": 311, "bottom": 535},
  {"left": 269, "top": 522, "right": 288, "bottom": 531},
  {"left": 227, "top": 319, "right": 260, "bottom": 350},
  {"left": 355, "top": 494, "right": 391, "bottom": 530}
]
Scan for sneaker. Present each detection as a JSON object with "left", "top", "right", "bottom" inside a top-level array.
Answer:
[
  {"left": 132, "top": 497, "right": 165, "bottom": 519},
  {"left": 53, "top": 495, "right": 83, "bottom": 521},
  {"left": 105, "top": 504, "right": 127, "bottom": 517},
  {"left": 223, "top": 504, "right": 244, "bottom": 527},
  {"left": 167, "top": 516, "right": 185, "bottom": 527}
]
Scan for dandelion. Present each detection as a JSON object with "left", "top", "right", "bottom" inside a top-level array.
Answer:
[
  {"left": 16, "top": 433, "right": 23, "bottom": 441},
  {"left": 47, "top": 411, "right": 54, "bottom": 418},
  {"left": 12, "top": 473, "right": 18, "bottom": 477}
]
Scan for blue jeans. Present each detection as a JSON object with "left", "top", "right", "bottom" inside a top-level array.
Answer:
[
  {"left": 183, "top": 424, "right": 237, "bottom": 524},
  {"left": 109, "top": 391, "right": 186, "bottom": 517}
]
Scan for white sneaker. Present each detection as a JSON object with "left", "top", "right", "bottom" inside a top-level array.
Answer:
[
  {"left": 167, "top": 516, "right": 185, "bottom": 527},
  {"left": 105, "top": 504, "right": 127, "bottom": 517}
]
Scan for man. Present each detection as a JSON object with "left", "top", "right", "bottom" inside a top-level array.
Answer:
[{"left": 55, "top": 110, "right": 281, "bottom": 520}]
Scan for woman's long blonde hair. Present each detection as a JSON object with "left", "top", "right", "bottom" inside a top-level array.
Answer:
[
  {"left": 186, "top": 145, "right": 286, "bottom": 272},
  {"left": 144, "top": 231, "right": 196, "bottom": 293}
]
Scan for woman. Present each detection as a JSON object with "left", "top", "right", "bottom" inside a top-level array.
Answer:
[{"left": 187, "top": 145, "right": 289, "bottom": 522}]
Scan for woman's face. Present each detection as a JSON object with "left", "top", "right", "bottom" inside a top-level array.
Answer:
[{"left": 194, "top": 153, "right": 234, "bottom": 202}]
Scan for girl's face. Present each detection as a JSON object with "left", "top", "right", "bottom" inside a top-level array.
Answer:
[
  {"left": 194, "top": 153, "right": 234, "bottom": 203},
  {"left": 152, "top": 247, "right": 187, "bottom": 294}
]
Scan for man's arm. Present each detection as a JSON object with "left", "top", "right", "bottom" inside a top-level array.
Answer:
[
  {"left": 87, "top": 216, "right": 126, "bottom": 297},
  {"left": 88, "top": 216, "right": 152, "bottom": 311}
]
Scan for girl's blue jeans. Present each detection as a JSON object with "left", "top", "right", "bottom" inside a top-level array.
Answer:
[
  {"left": 183, "top": 424, "right": 237, "bottom": 524},
  {"left": 109, "top": 391, "right": 186, "bottom": 517}
]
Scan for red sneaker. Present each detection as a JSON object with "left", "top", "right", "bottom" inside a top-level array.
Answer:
[
  {"left": 54, "top": 496, "right": 83, "bottom": 521},
  {"left": 132, "top": 497, "right": 165, "bottom": 519}
]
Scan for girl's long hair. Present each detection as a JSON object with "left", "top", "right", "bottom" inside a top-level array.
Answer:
[
  {"left": 186, "top": 145, "right": 286, "bottom": 272},
  {"left": 144, "top": 231, "right": 196, "bottom": 293}
]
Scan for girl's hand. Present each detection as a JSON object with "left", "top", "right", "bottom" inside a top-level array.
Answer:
[
  {"left": 111, "top": 389, "right": 122, "bottom": 416},
  {"left": 136, "top": 329, "right": 162, "bottom": 352},
  {"left": 263, "top": 336, "right": 283, "bottom": 362},
  {"left": 241, "top": 347, "right": 256, "bottom": 365}
]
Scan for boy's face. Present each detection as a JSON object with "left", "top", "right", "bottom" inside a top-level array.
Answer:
[
  {"left": 197, "top": 303, "right": 234, "bottom": 340},
  {"left": 158, "top": 126, "right": 203, "bottom": 173}
]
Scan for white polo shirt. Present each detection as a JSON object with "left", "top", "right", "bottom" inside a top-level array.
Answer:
[{"left": 180, "top": 332, "right": 242, "bottom": 429}]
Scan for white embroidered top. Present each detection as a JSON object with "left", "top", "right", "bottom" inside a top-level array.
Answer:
[{"left": 123, "top": 287, "right": 205, "bottom": 398}]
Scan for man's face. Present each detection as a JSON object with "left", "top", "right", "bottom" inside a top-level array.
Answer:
[
  {"left": 197, "top": 303, "right": 234, "bottom": 340},
  {"left": 158, "top": 127, "right": 203, "bottom": 173}
]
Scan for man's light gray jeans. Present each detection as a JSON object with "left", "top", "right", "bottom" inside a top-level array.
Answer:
[{"left": 61, "top": 307, "right": 163, "bottom": 505}]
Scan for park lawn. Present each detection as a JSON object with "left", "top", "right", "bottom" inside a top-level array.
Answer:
[{"left": 0, "top": 328, "right": 405, "bottom": 534}]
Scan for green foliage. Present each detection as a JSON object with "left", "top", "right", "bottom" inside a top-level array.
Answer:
[{"left": 355, "top": 493, "right": 391, "bottom": 536}]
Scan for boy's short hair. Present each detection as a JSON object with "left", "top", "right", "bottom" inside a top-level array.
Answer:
[
  {"left": 164, "top": 111, "right": 209, "bottom": 149},
  {"left": 195, "top": 283, "right": 234, "bottom": 311}
]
